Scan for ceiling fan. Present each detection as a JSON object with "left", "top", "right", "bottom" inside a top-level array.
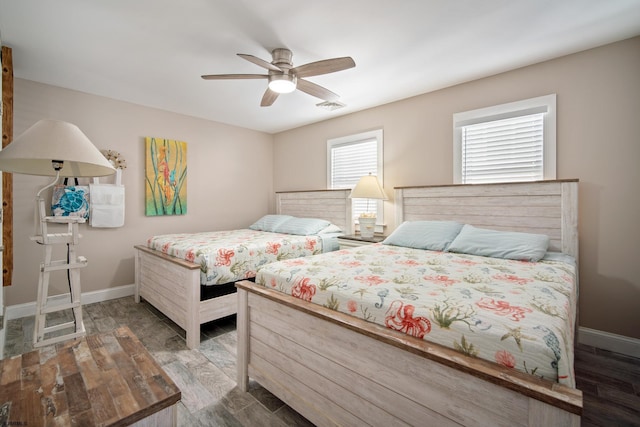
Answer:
[{"left": 201, "top": 48, "right": 355, "bottom": 107}]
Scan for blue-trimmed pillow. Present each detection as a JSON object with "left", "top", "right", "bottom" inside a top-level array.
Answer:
[
  {"left": 249, "top": 215, "right": 293, "bottom": 232},
  {"left": 382, "top": 220, "right": 464, "bottom": 251},
  {"left": 274, "top": 217, "right": 331, "bottom": 236},
  {"left": 447, "top": 224, "right": 549, "bottom": 262}
]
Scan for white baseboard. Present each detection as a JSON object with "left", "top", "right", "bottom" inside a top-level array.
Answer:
[
  {"left": 578, "top": 326, "right": 640, "bottom": 358},
  {"left": 5, "top": 284, "right": 135, "bottom": 320}
]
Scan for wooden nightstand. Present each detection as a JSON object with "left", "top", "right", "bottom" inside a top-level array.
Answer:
[{"left": 338, "top": 234, "right": 385, "bottom": 249}]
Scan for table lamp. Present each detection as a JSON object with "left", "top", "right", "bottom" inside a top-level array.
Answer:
[
  {"left": 0, "top": 119, "right": 116, "bottom": 233},
  {"left": 349, "top": 173, "right": 387, "bottom": 239}
]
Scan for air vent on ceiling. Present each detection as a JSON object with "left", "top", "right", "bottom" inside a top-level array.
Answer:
[{"left": 316, "top": 101, "right": 346, "bottom": 111}]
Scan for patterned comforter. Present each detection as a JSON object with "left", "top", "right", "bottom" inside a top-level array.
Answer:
[
  {"left": 255, "top": 243, "right": 578, "bottom": 387},
  {"left": 147, "top": 229, "right": 328, "bottom": 286}
]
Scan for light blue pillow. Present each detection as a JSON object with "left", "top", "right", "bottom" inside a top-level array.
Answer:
[
  {"left": 274, "top": 217, "right": 331, "bottom": 236},
  {"left": 318, "top": 223, "right": 343, "bottom": 234},
  {"left": 542, "top": 251, "right": 576, "bottom": 268},
  {"left": 447, "top": 224, "right": 550, "bottom": 262},
  {"left": 382, "top": 221, "right": 464, "bottom": 251},
  {"left": 249, "top": 215, "right": 293, "bottom": 232}
]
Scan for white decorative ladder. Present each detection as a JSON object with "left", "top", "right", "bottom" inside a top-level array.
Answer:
[{"left": 31, "top": 197, "right": 87, "bottom": 348}]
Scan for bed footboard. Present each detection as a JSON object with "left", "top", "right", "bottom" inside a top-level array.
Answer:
[
  {"left": 134, "top": 245, "right": 202, "bottom": 348},
  {"left": 135, "top": 245, "right": 240, "bottom": 349},
  {"left": 236, "top": 281, "right": 581, "bottom": 427}
]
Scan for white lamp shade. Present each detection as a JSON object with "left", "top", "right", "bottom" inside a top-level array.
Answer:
[
  {"left": 0, "top": 119, "right": 116, "bottom": 177},
  {"left": 349, "top": 174, "right": 388, "bottom": 200}
]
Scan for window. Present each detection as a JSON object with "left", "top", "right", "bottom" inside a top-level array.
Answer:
[
  {"left": 327, "top": 129, "right": 384, "bottom": 223},
  {"left": 453, "top": 94, "right": 556, "bottom": 184}
]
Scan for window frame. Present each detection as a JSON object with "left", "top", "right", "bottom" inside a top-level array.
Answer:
[
  {"left": 327, "top": 129, "right": 385, "bottom": 226},
  {"left": 453, "top": 94, "right": 557, "bottom": 184}
]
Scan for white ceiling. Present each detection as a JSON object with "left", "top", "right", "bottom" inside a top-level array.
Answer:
[{"left": 1, "top": 1, "right": 640, "bottom": 134}]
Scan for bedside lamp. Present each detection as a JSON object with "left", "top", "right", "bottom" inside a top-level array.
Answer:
[
  {"left": 349, "top": 173, "right": 387, "bottom": 239},
  {"left": 0, "top": 119, "right": 116, "bottom": 347},
  {"left": 0, "top": 119, "right": 116, "bottom": 233}
]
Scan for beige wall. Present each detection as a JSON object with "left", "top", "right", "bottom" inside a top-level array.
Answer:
[
  {"left": 5, "top": 79, "right": 274, "bottom": 306},
  {"left": 274, "top": 37, "right": 640, "bottom": 339},
  {"left": 5, "top": 37, "right": 639, "bottom": 340}
]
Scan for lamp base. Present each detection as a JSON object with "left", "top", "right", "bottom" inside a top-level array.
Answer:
[{"left": 358, "top": 216, "right": 376, "bottom": 239}]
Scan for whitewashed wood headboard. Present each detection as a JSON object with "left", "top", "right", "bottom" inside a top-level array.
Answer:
[
  {"left": 395, "top": 179, "right": 578, "bottom": 257},
  {"left": 275, "top": 189, "right": 353, "bottom": 235}
]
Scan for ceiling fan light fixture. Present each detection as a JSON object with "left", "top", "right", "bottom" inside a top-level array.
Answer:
[
  {"left": 202, "top": 48, "right": 355, "bottom": 106},
  {"left": 268, "top": 74, "right": 297, "bottom": 94}
]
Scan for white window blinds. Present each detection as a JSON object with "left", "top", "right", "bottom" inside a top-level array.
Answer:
[
  {"left": 330, "top": 138, "right": 378, "bottom": 218},
  {"left": 453, "top": 94, "right": 556, "bottom": 185},
  {"left": 330, "top": 139, "right": 377, "bottom": 188},
  {"left": 328, "top": 128, "right": 384, "bottom": 222},
  {"left": 461, "top": 113, "right": 544, "bottom": 184}
]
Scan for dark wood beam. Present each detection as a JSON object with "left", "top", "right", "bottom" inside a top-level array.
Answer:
[{"left": 2, "top": 45, "right": 13, "bottom": 287}]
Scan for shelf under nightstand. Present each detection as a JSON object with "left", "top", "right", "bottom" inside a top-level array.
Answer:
[{"left": 337, "top": 234, "right": 385, "bottom": 249}]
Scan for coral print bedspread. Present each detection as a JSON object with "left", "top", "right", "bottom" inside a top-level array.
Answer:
[
  {"left": 256, "top": 243, "right": 578, "bottom": 387},
  {"left": 147, "top": 229, "right": 325, "bottom": 286}
]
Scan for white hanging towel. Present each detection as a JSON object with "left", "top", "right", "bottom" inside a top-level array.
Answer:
[{"left": 90, "top": 170, "right": 125, "bottom": 228}]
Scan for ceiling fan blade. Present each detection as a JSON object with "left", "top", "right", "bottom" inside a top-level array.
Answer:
[
  {"left": 291, "top": 57, "right": 355, "bottom": 78},
  {"left": 296, "top": 79, "right": 340, "bottom": 102},
  {"left": 261, "top": 88, "right": 279, "bottom": 107},
  {"left": 238, "top": 53, "right": 282, "bottom": 72},
  {"left": 201, "top": 74, "right": 268, "bottom": 80}
]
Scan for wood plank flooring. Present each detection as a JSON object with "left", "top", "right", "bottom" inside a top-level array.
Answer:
[
  {"left": 575, "top": 343, "right": 640, "bottom": 426},
  {"left": 3, "top": 296, "right": 639, "bottom": 426}
]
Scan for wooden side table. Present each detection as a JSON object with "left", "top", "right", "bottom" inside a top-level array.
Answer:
[
  {"left": 0, "top": 326, "right": 180, "bottom": 427},
  {"left": 337, "top": 234, "right": 385, "bottom": 249}
]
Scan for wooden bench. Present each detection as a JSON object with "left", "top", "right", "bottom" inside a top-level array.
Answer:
[{"left": 0, "top": 326, "right": 181, "bottom": 426}]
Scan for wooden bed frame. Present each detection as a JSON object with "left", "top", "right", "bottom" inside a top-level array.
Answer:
[
  {"left": 134, "top": 189, "right": 351, "bottom": 349},
  {"left": 236, "top": 180, "right": 582, "bottom": 426}
]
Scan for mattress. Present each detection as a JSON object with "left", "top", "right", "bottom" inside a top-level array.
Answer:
[
  {"left": 147, "top": 228, "right": 338, "bottom": 286},
  {"left": 255, "top": 243, "right": 578, "bottom": 387}
]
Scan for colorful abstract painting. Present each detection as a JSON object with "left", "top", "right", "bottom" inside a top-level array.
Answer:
[{"left": 145, "top": 137, "right": 187, "bottom": 216}]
